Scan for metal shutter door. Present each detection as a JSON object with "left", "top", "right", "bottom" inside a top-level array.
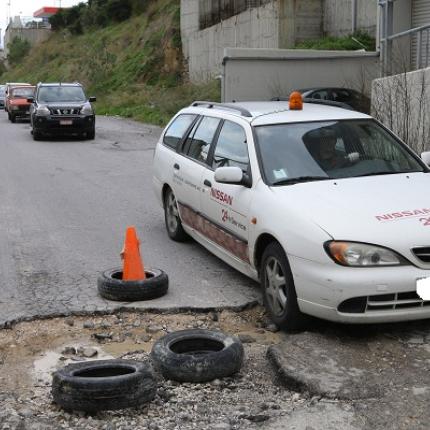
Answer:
[{"left": 411, "top": 0, "right": 430, "bottom": 68}]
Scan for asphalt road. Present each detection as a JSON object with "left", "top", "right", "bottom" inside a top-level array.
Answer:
[{"left": 0, "top": 114, "right": 260, "bottom": 326}]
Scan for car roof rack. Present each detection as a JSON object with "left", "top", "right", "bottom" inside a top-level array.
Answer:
[
  {"left": 191, "top": 101, "right": 252, "bottom": 117},
  {"left": 270, "top": 97, "right": 355, "bottom": 111}
]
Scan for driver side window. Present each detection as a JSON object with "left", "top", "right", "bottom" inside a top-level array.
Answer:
[{"left": 212, "top": 121, "right": 249, "bottom": 172}]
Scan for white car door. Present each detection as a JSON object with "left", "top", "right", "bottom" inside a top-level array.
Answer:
[
  {"left": 200, "top": 120, "right": 253, "bottom": 265},
  {"left": 153, "top": 113, "right": 198, "bottom": 206},
  {"left": 173, "top": 115, "right": 222, "bottom": 229}
]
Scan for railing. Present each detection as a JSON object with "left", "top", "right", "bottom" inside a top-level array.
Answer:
[
  {"left": 379, "top": 0, "right": 430, "bottom": 76},
  {"left": 380, "top": 23, "right": 430, "bottom": 75}
]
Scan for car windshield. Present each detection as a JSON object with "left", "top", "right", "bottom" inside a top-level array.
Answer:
[
  {"left": 255, "top": 119, "right": 425, "bottom": 185},
  {"left": 0, "top": 86, "right": 5, "bottom": 96},
  {"left": 11, "top": 87, "right": 34, "bottom": 98},
  {"left": 38, "top": 86, "right": 86, "bottom": 103}
]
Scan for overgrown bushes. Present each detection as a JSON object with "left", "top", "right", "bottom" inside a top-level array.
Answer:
[
  {"left": 49, "top": 0, "right": 136, "bottom": 34},
  {"left": 7, "top": 37, "right": 31, "bottom": 65}
]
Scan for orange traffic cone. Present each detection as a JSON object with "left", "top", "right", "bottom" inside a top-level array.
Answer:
[{"left": 121, "top": 226, "right": 146, "bottom": 281}]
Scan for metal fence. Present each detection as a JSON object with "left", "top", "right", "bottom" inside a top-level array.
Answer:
[
  {"left": 379, "top": 0, "right": 430, "bottom": 76},
  {"left": 199, "top": 0, "right": 272, "bottom": 30}
]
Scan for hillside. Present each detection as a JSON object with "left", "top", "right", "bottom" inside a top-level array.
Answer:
[{"left": 0, "top": 0, "right": 219, "bottom": 126}]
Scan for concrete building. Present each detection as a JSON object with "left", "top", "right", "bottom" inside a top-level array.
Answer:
[
  {"left": 3, "top": 7, "right": 59, "bottom": 61},
  {"left": 3, "top": 16, "right": 51, "bottom": 60}
]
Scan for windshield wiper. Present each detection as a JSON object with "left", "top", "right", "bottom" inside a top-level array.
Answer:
[
  {"left": 354, "top": 170, "right": 421, "bottom": 177},
  {"left": 271, "top": 176, "right": 332, "bottom": 186}
]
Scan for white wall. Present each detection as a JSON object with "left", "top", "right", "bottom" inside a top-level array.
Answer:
[
  {"left": 372, "top": 67, "right": 430, "bottom": 153},
  {"left": 222, "top": 48, "right": 379, "bottom": 102}
]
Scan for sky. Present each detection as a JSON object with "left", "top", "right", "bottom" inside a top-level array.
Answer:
[{"left": 1, "top": 0, "right": 87, "bottom": 48}]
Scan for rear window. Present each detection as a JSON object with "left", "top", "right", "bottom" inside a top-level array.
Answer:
[{"left": 163, "top": 114, "right": 196, "bottom": 150}]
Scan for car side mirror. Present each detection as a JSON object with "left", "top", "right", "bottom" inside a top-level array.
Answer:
[
  {"left": 214, "top": 166, "right": 251, "bottom": 187},
  {"left": 27, "top": 96, "right": 34, "bottom": 103},
  {"left": 89, "top": 96, "right": 97, "bottom": 102},
  {"left": 421, "top": 151, "right": 430, "bottom": 166}
]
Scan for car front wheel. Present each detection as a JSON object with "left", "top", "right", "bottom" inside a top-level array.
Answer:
[
  {"left": 261, "top": 242, "right": 307, "bottom": 331},
  {"left": 32, "top": 128, "right": 42, "bottom": 141},
  {"left": 164, "top": 188, "right": 188, "bottom": 242}
]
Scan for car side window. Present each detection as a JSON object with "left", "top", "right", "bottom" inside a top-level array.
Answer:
[
  {"left": 183, "top": 116, "right": 221, "bottom": 163},
  {"left": 332, "top": 89, "right": 351, "bottom": 103},
  {"left": 212, "top": 121, "right": 249, "bottom": 172},
  {"left": 310, "top": 90, "right": 329, "bottom": 100},
  {"left": 163, "top": 114, "right": 196, "bottom": 150}
]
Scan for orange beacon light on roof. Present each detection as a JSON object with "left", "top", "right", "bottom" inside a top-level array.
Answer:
[{"left": 289, "top": 91, "right": 303, "bottom": 110}]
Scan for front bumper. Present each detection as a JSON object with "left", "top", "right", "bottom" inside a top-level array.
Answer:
[
  {"left": 10, "top": 106, "right": 30, "bottom": 118},
  {"left": 290, "top": 255, "right": 430, "bottom": 323},
  {"left": 33, "top": 115, "right": 95, "bottom": 135}
]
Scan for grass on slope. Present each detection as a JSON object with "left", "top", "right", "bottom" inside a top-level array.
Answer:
[{"left": 0, "top": 0, "right": 220, "bottom": 126}]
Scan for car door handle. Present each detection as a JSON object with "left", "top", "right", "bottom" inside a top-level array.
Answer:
[
  {"left": 174, "top": 163, "right": 180, "bottom": 170},
  {"left": 203, "top": 179, "right": 212, "bottom": 187}
]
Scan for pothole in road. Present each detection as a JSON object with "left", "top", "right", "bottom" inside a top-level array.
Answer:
[{"left": 2, "top": 307, "right": 323, "bottom": 430}]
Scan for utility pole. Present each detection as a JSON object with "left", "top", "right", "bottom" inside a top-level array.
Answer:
[{"left": 7, "top": 0, "right": 11, "bottom": 25}]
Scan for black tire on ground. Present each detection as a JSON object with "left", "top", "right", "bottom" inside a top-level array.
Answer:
[
  {"left": 97, "top": 268, "right": 168, "bottom": 301},
  {"left": 164, "top": 187, "right": 188, "bottom": 242},
  {"left": 151, "top": 329, "right": 244, "bottom": 383},
  {"left": 32, "top": 128, "right": 42, "bottom": 141},
  {"left": 10, "top": 114, "right": 16, "bottom": 123},
  {"left": 260, "top": 242, "right": 308, "bottom": 332},
  {"left": 87, "top": 128, "right": 95, "bottom": 140},
  {"left": 52, "top": 359, "right": 156, "bottom": 412}
]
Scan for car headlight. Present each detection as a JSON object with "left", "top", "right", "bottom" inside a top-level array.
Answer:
[
  {"left": 325, "top": 241, "right": 409, "bottom": 267},
  {"left": 81, "top": 103, "right": 93, "bottom": 115},
  {"left": 11, "top": 105, "right": 19, "bottom": 111},
  {"left": 36, "top": 105, "right": 50, "bottom": 116}
]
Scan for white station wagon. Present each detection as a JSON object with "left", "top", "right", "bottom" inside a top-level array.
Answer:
[{"left": 153, "top": 94, "right": 430, "bottom": 330}]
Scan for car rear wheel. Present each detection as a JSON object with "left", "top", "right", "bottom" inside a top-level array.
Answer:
[
  {"left": 261, "top": 242, "right": 307, "bottom": 331},
  {"left": 164, "top": 188, "right": 188, "bottom": 242}
]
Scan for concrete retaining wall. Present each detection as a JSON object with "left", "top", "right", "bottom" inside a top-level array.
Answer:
[
  {"left": 372, "top": 67, "right": 430, "bottom": 153},
  {"left": 4, "top": 27, "right": 51, "bottom": 58},
  {"left": 222, "top": 47, "right": 379, "bottom": 102},
  {"left": 182, "top": 0, "right": 279, "bottom": 82},
  {"left": 324, "top": 0, "right": 377, "bottom": 37}
]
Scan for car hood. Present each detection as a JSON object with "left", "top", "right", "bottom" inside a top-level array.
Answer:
[
  {"left": 42, "top": 101, "right": 86, "bottom": 108},
  {"left": 271, "top": 172, "right": 430, "bottom": 254},
  {"left": 10, "top": 98, "right": 30, "bottom": 105}
]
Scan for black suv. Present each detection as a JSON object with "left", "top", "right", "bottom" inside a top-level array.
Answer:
[{"left": 29, "top": 82, "right": 96, "bottom": 140}]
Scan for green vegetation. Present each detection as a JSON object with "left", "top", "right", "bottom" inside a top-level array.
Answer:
[
  {"left": 295, "top": 31, "right": 376, "bottom": 52},
  {"left": 7, "top": 37, "right": 31, "bottom": 65},
  {"left": 0, "top": 0, "right": 220, "bottom": 126}
]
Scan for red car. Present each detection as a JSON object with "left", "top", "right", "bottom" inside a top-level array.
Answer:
[{"left": 7, "top": 85, "right": 35, "bottom": 123}]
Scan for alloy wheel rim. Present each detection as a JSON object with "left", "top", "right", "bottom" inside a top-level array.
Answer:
[
  {"left": 264, "top": 256, "right": 287, "bottom": 316},
  {"left": 166, "top": 192, "right": 179, "bottom": 233}
]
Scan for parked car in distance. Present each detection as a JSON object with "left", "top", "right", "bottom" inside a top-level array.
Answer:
[
  {"left": 153, "top": 94, "right": 430, "bottom": 330},
  {"left": 0, "top": 85, "right": 5, "bottom": 109},
  {"left": 7, "top": 86, "right": 36, "bottom": 122},
  {"left": 29, "top": 82, "right": 96, "bottom": 140},
  {"left": 295, "top": 87, "right": 371, "bottom": 114},
  {"left": 5, "top": 82, "right": 31, "bottom": 114}
]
